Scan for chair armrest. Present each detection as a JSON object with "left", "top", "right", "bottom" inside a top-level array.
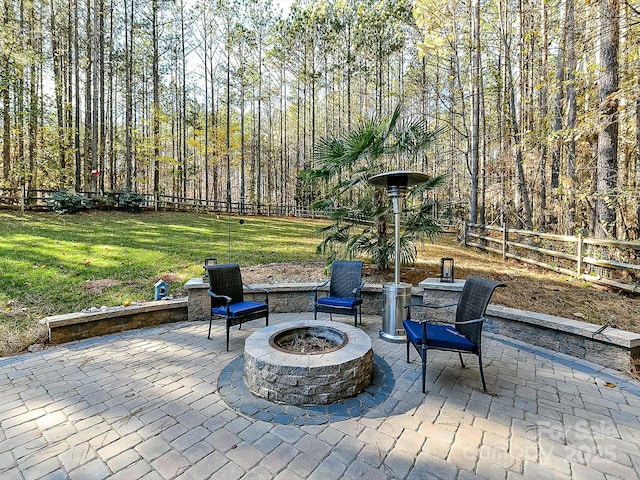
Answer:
[
  {"left": 313, "top": 280, "right": 330, "bottom": 291},
  {"left": 454, "top": 317, "right": 484, "bottom": 326},
  {"left": 404, "top": 302, "right": 457, "bottom": 310},
  {"left": 207, "top": 290, "right": 232, "bottom": 304},
  {"left": 313, "top": 280, "right": 330, "bottom": 301},
  {"left": 351, "top": 281, "right": 365, "bottom": 298},
  {"left": 244, "top": 284, "right": 269, "bottom": 303}
]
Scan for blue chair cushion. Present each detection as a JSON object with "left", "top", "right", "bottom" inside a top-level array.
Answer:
[
  {"left": 212, "top": 301, "right": 267, "bottom": 318},
  {"left": 403, "top": 320, "right": 475, "bottom": 351},
  {"left": 317, "top": 296, "right": 361, "bottom": 309}
]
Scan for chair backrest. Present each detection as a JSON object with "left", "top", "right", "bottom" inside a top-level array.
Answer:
[
  {"left": 329, "top": 260, "right": 363, "bottom": 298},
  {"left": 455, "top": 276, "right": 505, "bottom": 343},
  {"left": 206, "top": 263, "right": 244, "bottom": 304}
]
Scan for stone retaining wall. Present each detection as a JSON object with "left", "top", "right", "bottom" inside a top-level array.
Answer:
[
  {"left": 38, "top": 278, "right": 640, "bottom": 375},
  {"left": 40, "top": 299, "right": 187, "bottom": 344},
  {"left": 485, "top": 305, "right": 640, "bottom": 373},
  {"left": 184, "top": 277, "right": 420, "bottom": 321},
  {"left": 419, "top": 278, "right": 640, "bottom": 374}
]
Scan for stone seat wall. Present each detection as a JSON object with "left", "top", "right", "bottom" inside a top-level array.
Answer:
[{"left": 39, "top": 277, "right": 640, "bottom": 375}]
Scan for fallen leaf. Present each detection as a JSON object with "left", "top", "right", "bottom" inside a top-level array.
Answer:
[{"left": 605, "top": 382, "right": 616, "bottom": 388}]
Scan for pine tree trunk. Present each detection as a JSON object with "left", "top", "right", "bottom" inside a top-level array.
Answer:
[{"left": 595, "top": 0, "right": 619, "bottom": 238}]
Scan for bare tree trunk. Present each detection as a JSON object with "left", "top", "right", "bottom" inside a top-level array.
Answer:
[
  {"left": 256, "top": 35, "right": 263, "bottom": 210},
  {"left": 98, "top": 0, "right": 105, "bottom": 193},
  {"left": 225, "top": 29, "right": 231, "bottom": 213},
  {"left": 596, "top": 0, "right": 619, "bottom": 238},
  {"left": 637, "top": 44, "right": 640, "bottom": 236},
  {"left": 503, "top": 25, "right": 533, "bottom": 229},
  {"left": 83, "top": 0, "right": 92, "bottom": 191},
  {"left": 152, "top": 0, "right": 160, "bottom": 198},
  {"left": 469, "top": 0, "right": 480, "bottom": 224},
  {"left": 1, "top": 0, "right": 10, "bottom": 181},
  {"left": 180, "top": 0, "right": 187, "bottom": 198},
  {"left": 479, "top": 51, "right": 487, "bottom": 226},
  {"left": 15, "top": 0, "right": 25, "bottom": 189},
  {"left": 203, "top": 11, "right": 209, "bottom": 205},
  {"left": 107, "top": 5, "right": 115, "bottom": 191},
  {"left": 27, "top": 0, "right": 38, "bottom": 193},
  {"left": 49, "top": 0, "right": 67, "bottom": 183},
  {"left": 551, "top": 0, "right": 566, "bottom": 192},
  {"left": 538, "top": 0, "right": 549, "bottom": 226},
  {"left": 90, "top": 0, "right": 100, "bottom": 193},
  {"left": 124, "top": 0, "right": 132, "bottom": 190},
  {"left": 72, "top": 0, "right": 80, "bottom": 190},
  {"left": 566, "top": 0, "right": 577, "bottom": 231}
]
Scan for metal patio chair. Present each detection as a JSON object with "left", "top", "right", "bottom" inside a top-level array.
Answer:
[
  {"left": 313, "top": 260, "right": 364, "bottom": 327},
  {"left": 403, "top": 276, "right": 505, "bottom": 392},
  {"left": 206, "top": 263, "right": 269, "bottom": 351}
]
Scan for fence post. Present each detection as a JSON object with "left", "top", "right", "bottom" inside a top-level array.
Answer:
[
  {"left": 502, "top": 219, "right": 508, "bottom": 261},
  {"left": 20, "top": 184, "right": 26, "bottom": 212},
  {"left": 576, "top": 231, "right": 584, "bottom": 277},
  {"left": 463, "top": 221, "right": 468, "bottom": 247}
]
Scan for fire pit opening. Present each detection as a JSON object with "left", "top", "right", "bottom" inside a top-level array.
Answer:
[
  {"left": 244, "top": 320, "right": 373, "bottom": 405},
  {"left": 270, "top": 326, "right": 347, "bottom": 354}
]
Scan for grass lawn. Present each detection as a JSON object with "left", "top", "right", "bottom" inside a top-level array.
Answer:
[
  {"left": 0, "top": 211, "right": 327, "bottom": 355},
  {"left": 3, "top": 210, "right": 638, "bottom": 359}
]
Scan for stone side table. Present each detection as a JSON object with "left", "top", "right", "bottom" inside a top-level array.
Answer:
[
  {"left": 185, "top": 277, "right": 210, "bottom": 322},
  {"left": 415, "top": 278, "right": 466, "bottom": 322}
]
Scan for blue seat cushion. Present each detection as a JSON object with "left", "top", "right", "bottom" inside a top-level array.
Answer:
[
  {"left": 317, "top": 296, "right": 361, "bottom": 309},
  {"left": 403, "top": 320, "right": 474, "bottom": 351},
  {"left": 212, "top": 301, "right": 267, "bottom": 318}
]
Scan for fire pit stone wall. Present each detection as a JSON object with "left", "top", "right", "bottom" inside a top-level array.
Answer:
[{"left": 244, "top": 320, "right": 373, "bottom": 405}]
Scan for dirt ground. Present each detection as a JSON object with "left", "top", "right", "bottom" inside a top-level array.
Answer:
[{"left": 241, "top": 238, "right": 640, "bottom": 334}]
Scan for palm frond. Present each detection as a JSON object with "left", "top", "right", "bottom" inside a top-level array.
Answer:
[
  {"left": 327, "top": 207, "right": 351, "bottom": 221},
  {"left": 408, "top": 174, "right": 447, "bottom": 197},
  {"left": 311, "top": 198, "right": 333, "bottom": 210},
  {"left": 309, "top": 104, "right": 444, "bottom": 270}
]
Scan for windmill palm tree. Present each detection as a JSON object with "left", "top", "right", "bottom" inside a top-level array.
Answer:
[{"left": 306, "top": 105, "right": 445, "bottom": 271}]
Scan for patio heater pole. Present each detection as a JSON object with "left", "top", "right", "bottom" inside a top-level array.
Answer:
[
  {"left": 389, "top": 186, "right": 403, "bottom": 285},
  {"left": 369, "top": 170, "right": 430, "bottom": 343}
]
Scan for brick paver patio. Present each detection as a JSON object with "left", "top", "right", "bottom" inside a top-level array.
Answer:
[{"left": 1, "top": 313, "right": 639, "bottom": 479}]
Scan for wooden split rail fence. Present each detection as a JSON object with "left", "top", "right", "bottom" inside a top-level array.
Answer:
[
  {"left": 0, "top": 187, "right": 327, "bottom": 218},
  {"left": 463, "top": 222, "right": 640, "bottom": 294}
]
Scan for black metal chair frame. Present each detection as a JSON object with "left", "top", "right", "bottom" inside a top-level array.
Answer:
[
  {"left": 313, "top": 260, "right": 364, "bottom": 327},
  {"left": 404, "top": 276, "right": 505, "bottom": 392},
  {"left": 205, "top": 263, "right": 269, "bottom": 351}
]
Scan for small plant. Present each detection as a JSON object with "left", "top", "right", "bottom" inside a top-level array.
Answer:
[
  {"left": 117, "top": 190, "right": 146, "bottom": 212},
  {"left": 47, "top": 190, "right": 89, "bottom": 214}
]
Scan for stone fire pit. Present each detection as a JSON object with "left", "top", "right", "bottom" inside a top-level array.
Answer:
[{"left": 244, "top": 320, "right": 373, "bottom": 405}]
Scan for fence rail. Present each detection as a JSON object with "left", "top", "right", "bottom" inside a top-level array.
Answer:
[
  {"left": 463, "top": 222, "right": 640, "bottom": 293},
  {"left": 0, "top": 187, "right": 328, "bottom": 219}
]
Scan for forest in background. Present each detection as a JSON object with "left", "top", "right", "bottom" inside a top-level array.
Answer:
[{"left": 1, "top": 0, "right": 639, "bottom": 239}]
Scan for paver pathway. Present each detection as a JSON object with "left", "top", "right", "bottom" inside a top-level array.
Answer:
[{"left": 1, "top": 313, "right": 639, "bottom": 479}]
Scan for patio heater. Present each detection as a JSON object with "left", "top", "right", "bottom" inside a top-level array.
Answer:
[{"left": 369, "top": 170, "right": 430, "bottom": 342}]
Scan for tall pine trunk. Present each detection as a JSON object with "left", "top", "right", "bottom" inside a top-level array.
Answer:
[{"left": 596, "top": 0, "right": 619, "bottom": 238}]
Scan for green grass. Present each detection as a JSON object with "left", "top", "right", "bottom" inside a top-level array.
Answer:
[{"left": 0, "top": 211, "right": 327, "bottom": 355}]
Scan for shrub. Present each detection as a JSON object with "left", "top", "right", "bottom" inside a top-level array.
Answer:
[
  {"left": 117, "top": 190, "right": 146, "bottom": 212},
  {"left": 47, "top": 190, "right": 90, "bottom": 214},
  {"left": 91, "top": 194, "right": 117, "bottom": 210}
]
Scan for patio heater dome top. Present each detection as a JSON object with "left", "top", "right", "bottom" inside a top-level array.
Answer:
[{"left": 368, "top": 170, "right": 430, "bottom": 189}]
